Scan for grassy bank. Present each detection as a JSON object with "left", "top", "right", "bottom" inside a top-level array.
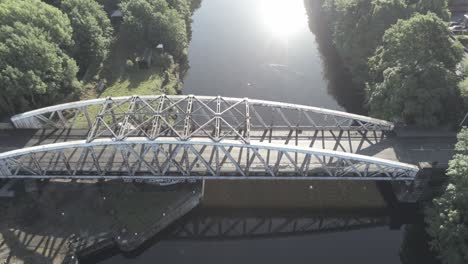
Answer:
[{"left": 81, "top": 30, "right": 183, "bottom": 101}]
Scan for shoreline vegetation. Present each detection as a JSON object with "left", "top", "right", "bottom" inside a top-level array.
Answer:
[
  {"left": 314, "top": 0, "right": 464, "bottom": 128},
  {"left": 81, "top": 0, "right": 202, "bottom": 100},
  {"left": 309, "top": 0, "right": 468, "bottom": 263},
  {"left": 0, "top": 0, "right": 201, "bottom": 118}
]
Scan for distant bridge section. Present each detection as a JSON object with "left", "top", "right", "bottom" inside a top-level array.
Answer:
[
  {"left": 10, "top": 95, "right": 394, "bottom": 143},
  {"left": 0, "top": 137, "right": 418, "bottom": 181}
]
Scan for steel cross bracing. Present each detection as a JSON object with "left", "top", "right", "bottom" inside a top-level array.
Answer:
[
  {"left": 0, "top": 137, "right": 418, "bottom": 180},
  {"left": 169, "top": 215, "right": 388, "bottom": 240},
  {"left": 10, "top": 95, "right": 394, "bottom": 143}
]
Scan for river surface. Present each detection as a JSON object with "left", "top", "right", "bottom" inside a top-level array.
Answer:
[
  {"left": 95, "top": 0, "right": 427, "bottom": 263},
  {"left": 182, "top": 0, "right": 344, "bottom": 109}
]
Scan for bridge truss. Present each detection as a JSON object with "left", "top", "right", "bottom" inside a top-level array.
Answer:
[
  {"left": 11, "top": 95, "right": 394, "bottom": 143},
  {"left": 0, "top": 138, "right": 418, "bottom": 180},
  {"left": 169, "top": 214, "right": 388, "bottom": 240}
]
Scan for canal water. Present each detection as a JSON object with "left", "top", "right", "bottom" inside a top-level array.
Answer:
[{"left": 94, "top": 0, "right": 435, "bottom": 263}]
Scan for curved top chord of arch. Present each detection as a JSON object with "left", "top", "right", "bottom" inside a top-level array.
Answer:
[
  {"left": 0, "top": 137, "right": 418, "bottom": 180},
  {"left": 10, "top": 95, "right": 394, "bottom": 142}
]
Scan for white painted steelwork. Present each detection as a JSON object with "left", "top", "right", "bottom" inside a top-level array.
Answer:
[
  {"left": 10, "top": 95, "right": 394, "bottom": 143},
  {"left": 0, "top": 137, "right": 418, "bottom": 180}
]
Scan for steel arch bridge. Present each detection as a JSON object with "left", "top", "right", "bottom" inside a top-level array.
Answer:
[
  {"left": 3, "top": 95, "right": 420, "bottom": 181},
  {"left": 0, "top": 137, "right": 418, "bottom": 180},
  {"left": 10, "top": 95, "right": 394, "bottom": 143}
]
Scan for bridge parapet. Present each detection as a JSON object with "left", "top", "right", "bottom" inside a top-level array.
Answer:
[
  {"left": 10, "top": 95, "right": 394, "bottom": 143},
  {"left": 0, "top": 137, "right": 418, "bottom": 181}
]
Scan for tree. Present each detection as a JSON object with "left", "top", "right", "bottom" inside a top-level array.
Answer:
[
  {"left": 370, "top": 0, "right": 409, "bottom": 48},
  {"left": 413, "top": 0, "right": 450, "bottom": 21},
  {"left": 426, "top": 128, "right": 468, "bottom": 264},
  {"left": 0, "top": 0, "right": 73, "bottom": 47},
  {"left": 166, "top": 0, "right": 191, "bottom": 21},
  {"left": 367, "top": 13, "right": 464, "bottom": 126},
  {"left": 0, "top": 22, "right": 80, "bottom": 115},
  {"left": 367, "top": 63, "right": 460, "bottom": 126},
  {"left": 328, "top": 0, "right": 408, "bottom": 84},
  {"left": 61, "top": 0, "right": 113, "bottom": 74},
  {"left": 120, "top": 0, "right": 169, "bottom": 45},
  {"left": 120, "top": 0, "right": 188, "bottom": 58},
  {"left": 158, "top": 7, "right": 188, "bottom": 59},
  {"left": 458, "top": 58, "right": 468, "bottom": 108}
]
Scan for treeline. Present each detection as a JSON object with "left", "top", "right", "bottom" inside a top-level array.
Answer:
[
  {"left": 0, "top": 0, "right": 198, "bottom": 116},
  {"left": 426, "top": 128, "right": 468, "bottom": 263},
  {"left": 320, "top": 0, "right": 464, "bottom": 127}
]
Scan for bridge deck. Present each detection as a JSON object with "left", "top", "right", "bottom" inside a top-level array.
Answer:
[
  {"left": 0, "top": 128, "right": 456, "bottom": 168},
  {"left": 0, "top": 136, "right": 417, "bottom": 180}
]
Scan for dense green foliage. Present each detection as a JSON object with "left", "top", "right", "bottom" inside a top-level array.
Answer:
[
  {"left": 323, "top": 0, "right": 408, "bottom": 83},
  {"left": 367, "top": 13, "right": 463, "bottom": 126},
  {"left": 0, "top": 0, "right": 80, "bottom": 115},
  {"left": 0, "top": 0, "right": 73, "bottom": 47},
  {"left": 120, "top": 0, "right": 189, "bottom": 59},
  {"left": 0, "top": 0, "right": 197, "bottom": 116},
  {"left": 323, "top": 0, "right": 451, "bottom": 84},
  {"left": 61, "top": 0, "right": 113, "bottom": 73},
  {"left": 0, "top": 23, "right": 79, "bottom": 114},
  {"left": 412, "top": 0, "right": 450, "bottom": 21},
  {"left": 426, "top": 128, "right": 468, "bottom": 264},
  {"left": 321, "top": 0, "right": 460, "bottom": 126},
  {"left": 458, "top": 58, "right": 468, "bottom": 107}
]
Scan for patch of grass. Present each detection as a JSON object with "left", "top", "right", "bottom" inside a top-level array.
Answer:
[
  {"left": 98, "top": 65, "right": 179, "bottom": 98},
  {"left": 75, "top": 31, "right": 182, "bottom": 126},
  {"left": 81, "top": 30, "right": 181, "bottom": 101}
]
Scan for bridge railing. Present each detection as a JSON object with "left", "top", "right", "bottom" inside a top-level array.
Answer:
[
  {"left": 0, "top": 137, "right": 418, "bottom": 180},
  {"left": 10, "top": 95, "right": 394, "bottom": 143}
]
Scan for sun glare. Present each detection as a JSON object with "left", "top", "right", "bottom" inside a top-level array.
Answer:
[{"left": 260, "top": 0, "right": 308, "bottom": 39}]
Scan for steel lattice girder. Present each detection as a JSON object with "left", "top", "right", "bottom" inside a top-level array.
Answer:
[
  {"left": 0, "top": 137, "right": 418, "bottom": 180},
  {"left": 10, "top": 95, "right": 394, "bottom": 143},
  {"left": 169, "top": 215, "right": 388, "bottom": 240}
]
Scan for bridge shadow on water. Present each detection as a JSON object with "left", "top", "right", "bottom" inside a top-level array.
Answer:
[
  {"left": 78, "top": 204, "right": 426, "bottom": 264},
  {"left": 0, "top": 177, "right": 430, "bottom": 264},
  {"left": 76, "top": 178, "right": 423, "bottom": 264}
]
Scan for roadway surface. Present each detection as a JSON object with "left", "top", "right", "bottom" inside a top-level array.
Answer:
[{"left": 0, "top": 127, "right": 457, "bottom": 168}]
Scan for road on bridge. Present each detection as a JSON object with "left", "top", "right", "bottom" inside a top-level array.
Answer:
[{"left": 0, "top": 128, "right": 456, "bottom": 167}]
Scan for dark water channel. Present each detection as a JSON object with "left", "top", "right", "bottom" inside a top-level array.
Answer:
[{"left": 91, "top": 0, "right": 437, "bottom": 263}]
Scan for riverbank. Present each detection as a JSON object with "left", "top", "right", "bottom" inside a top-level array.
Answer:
[
  {"left": 80, "top": 30, "right": 184, "bottom": 100},
  {"left": 80, "top": 0, "right": 201, "bottom": 101},
  {"left": 310, "top": 0, "right": 464, "bottom": 127},
  {"left": 0, "top": 177, "right": 419, "bottom": 263},
  {"left": 0, "top": 180, "right": 201, "bottom": 263}
]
